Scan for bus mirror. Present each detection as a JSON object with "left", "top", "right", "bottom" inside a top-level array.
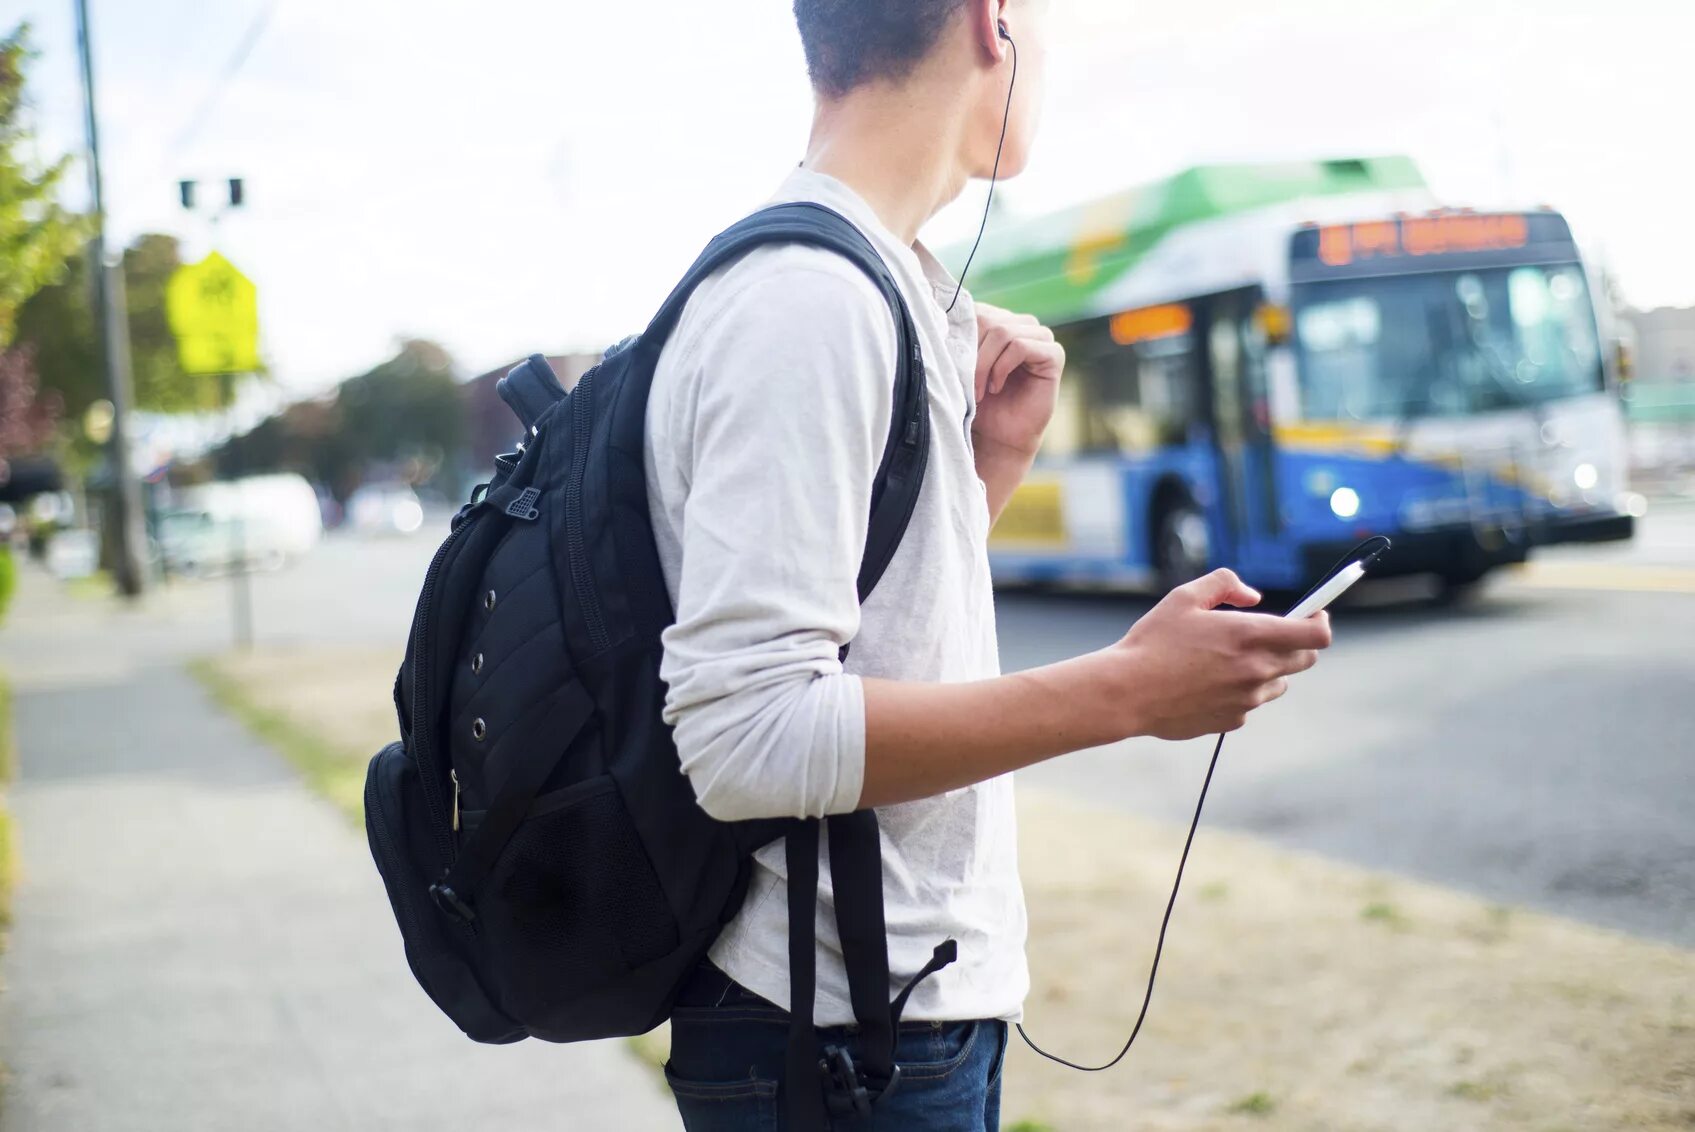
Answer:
[
  {"left": 1615, "top": 340, "right": 1634, "bottom": 384},
  {"left": 1256, "top": 303, "right": 1292, "bottom": 346}
]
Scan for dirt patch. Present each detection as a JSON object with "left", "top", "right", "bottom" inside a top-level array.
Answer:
[
  {"left": 204, "top": 645, "right": 1695, "bottom": 1130},
  {"left": 195, "top": 646, "right": 402, "bottom": 820},
  {"left": 1006, "top": 791, "right": 1695, "bottom": 1131},
  {"left": 208, "top": 646, "right": 403, "bottom": 761}
]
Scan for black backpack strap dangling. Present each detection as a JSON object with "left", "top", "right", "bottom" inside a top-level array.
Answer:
[
  {"left": 784, "top": 812, "right": 959, "bottom": 1126},
  {"left": 822, "top": 811, "right": 899, "bottom": 1108},
  {"left": 784, "top": 821, "right": 827, "bottom": 1131}
]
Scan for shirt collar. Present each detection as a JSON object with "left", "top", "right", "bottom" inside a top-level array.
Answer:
[{"left": 770, "top": 167, "right": 976, "bottom": 338}]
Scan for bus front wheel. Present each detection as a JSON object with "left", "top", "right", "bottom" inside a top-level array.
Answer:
[{"left": 1154, "top": 497, "right": 1210, "bottom": 593}]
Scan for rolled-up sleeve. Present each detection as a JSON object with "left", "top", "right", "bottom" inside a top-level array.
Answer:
[{"left": 655, "top": 261, "right": 897, "bottom": 823}]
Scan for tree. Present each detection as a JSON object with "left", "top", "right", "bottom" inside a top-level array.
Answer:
[
  {"left": 13, "top": 250, "right": 97, "bottom": 418},
  {"left": 119, "top": 234, "right": 229, "bottom": 412},
  {"left": 0, "top": 23, "right": 88, "bottom": 350},
  {"left": 17, "top": 232, "right": 211, "bottom": 418},
  {"left": 0, "top": 342, "right": 60, "bottom": 458},
  {"left": 213, "top": 340, "right": 463, "bottom": 499},
  {"left": 336, "top": 339, "right": 463, "bottom": 467}
]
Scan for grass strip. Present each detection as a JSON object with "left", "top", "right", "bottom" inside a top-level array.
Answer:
[
  {"left": 188, "top": 657, "right": 368, "bottom": 823},
  {"left": 1, "top": 669, "right": 16, "bottom": 929}
]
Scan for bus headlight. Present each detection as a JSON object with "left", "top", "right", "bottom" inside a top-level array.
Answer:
[
  {"left": 1573, "top": 463, "right": 1599, "bottom": 490},
  {"left": 1330, "top": 487, "right": 1361, "bottom": 519}
]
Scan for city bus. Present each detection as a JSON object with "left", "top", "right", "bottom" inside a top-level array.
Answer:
[{"left": 964, "top": 157, "right": 1636, "bottom": 595}]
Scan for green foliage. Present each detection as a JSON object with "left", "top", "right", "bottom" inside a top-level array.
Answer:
[
  {"left": 1448, "top": 1074, "right": 1511, "bottom": 1102},
  {"left": 0, "top": 663, "right": 14, "bottom": 781},
  {"left": 17, "top": 232, "right": 215, "bottom": 418},
  {"left": 1227, "top": 1091, "right": 1277, "bottom": 1117},
  {"left": 0, "top": 23, "right": 90, "bottom": 351},
  {"left": 0, "top": 801, "right": 12, "bottom": 929},
  {"left": 0, "top": 666, "right": 14, "bottom": 931},
  {"left": 0, "top": 546, "right": 14, "bottom": 626},
  {"left": 1361, "top": 901, "right": 1408, "bottom": 928},
  {"left": 123, "top": 234, "right": 232, "bottom": 412},
  {"left": 11, "top": 249, "right": 96, "bottom": 416},
  {"left": 335, "top": 339, "right": 463, "bottom": 465},
  {"left": 215, "top": 339, "right": 462, "bottom": 498}
]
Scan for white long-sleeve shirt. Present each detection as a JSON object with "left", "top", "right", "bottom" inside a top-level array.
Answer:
[{"left": 644, "top": 169, "right": 1027, "bottom": 1025}]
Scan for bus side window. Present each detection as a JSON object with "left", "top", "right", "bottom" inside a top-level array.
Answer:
[{"left": 1052, "top": 319, "right": 1199, "bottom": 457}]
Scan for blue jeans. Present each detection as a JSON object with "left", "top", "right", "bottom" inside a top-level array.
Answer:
[{"left": 666, "top": 962, "right": 1008, "bottom": 1131}]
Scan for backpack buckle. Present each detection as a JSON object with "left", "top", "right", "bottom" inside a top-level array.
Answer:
[
  {"left": 429, "top": 882, "right": 476, "bottom": 924},
  {"left": 818, "top": 1045, "right": 900, "bottom": 1118}
]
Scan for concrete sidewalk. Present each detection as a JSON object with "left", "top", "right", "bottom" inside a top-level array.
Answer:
[{"left": 0, "top": 569, "right": 678, "bottom": 1131}]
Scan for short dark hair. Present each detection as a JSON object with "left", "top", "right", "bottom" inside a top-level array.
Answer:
[{"left": 793, "top": 0, "right": 967, "bottom": 98}]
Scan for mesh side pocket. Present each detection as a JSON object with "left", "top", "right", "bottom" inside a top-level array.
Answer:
[{"left": 483, "top": 776, "right": 679, "bottom": 1004}]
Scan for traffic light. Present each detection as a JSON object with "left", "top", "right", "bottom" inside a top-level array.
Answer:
[{"left": 175, "top": 179, "right": 246, "bottom": 210}]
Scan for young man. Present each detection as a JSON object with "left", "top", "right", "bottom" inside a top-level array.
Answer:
[{"left": 646, "top": 0, "right": 1332, "bottom": 1126}]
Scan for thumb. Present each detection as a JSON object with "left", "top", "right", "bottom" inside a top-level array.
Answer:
[{"left": 1179, "top": 568, "right": 1262, "bottom": 610}]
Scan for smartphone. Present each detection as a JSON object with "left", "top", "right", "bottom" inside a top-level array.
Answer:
[{"left": 1284, "top": 560, "right": 1367, "bottom": 620}]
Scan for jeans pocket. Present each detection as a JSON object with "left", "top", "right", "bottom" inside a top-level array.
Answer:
[
  {"left": 665, "top": 1062, "right": 780, "bottom": 1132},
  {"left": 895, "top": 1020, "right": 982, "bottom": 1083},
  {"left": 843, "top": 1021, "right": 1000, "bottom": 1132}
]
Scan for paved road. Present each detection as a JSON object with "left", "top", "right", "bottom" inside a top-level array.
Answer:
[
  {"left": 0, "top": 569, "right": 679, "bottom": 1131},
  {"left": 63, "top": 505, "right": 1695, "bottom": 953},
  {"left": 1005, "top": 532, "right": 1695, "bottom": 947}
]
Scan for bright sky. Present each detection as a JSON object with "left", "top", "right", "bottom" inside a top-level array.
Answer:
[{"left": 15, "top": 0, "right": 1695, "bottom": 400}]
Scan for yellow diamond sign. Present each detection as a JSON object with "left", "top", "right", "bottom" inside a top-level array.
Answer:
[{"left": 165, "top": 251, "right": 261, "bottom": 375}]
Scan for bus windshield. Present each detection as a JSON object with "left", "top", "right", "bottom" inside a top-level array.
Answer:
[{"left": 1292, "top": 263, "right": 1602, "bottom": 420}]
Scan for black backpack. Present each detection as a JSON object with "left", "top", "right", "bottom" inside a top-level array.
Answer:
[{"left": 364, "top": 203, "right": 955, "bottom": 1128}]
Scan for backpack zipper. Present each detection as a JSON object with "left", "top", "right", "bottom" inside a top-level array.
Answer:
[
  {"left": 411, "top": 515, "right": 476, "bottom": 863},
  {"left": 566, "top": 373, "right": 612, "bottom": 652}
]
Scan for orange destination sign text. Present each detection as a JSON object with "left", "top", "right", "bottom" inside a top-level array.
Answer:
[{"left": 1316, "top": 214, "right": 1531, "bottom": 267}]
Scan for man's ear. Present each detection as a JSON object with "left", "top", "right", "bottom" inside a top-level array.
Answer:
[{"left": 967, "top": 0, "right": 1010, "bottom": 63}]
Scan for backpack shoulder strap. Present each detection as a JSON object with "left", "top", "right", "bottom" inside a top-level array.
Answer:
[
  {"left": 639, "top": 201, "right": 931, "bottom": 604},
  {"left": 640, "top": 204, "right": 943, "bottom": 1130}
]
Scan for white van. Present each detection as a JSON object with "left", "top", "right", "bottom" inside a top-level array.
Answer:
[{"left": 162, "top": 474, "right": 324, "bottom": 574}]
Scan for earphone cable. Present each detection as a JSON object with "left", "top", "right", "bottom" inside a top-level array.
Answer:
[
  {"left": 1014, "top": 730, "right": 1226, "bottom": 1071},
  {"left": 1015, "top": 534, "right": 1390, "bottom": 1071},
  {"left": 946, "top": 31, "right": 1017, "bottom": 314}
]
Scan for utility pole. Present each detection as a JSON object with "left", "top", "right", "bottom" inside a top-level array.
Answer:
[{"left": 74, "top": 0, "right": 147, "bottom": 598}]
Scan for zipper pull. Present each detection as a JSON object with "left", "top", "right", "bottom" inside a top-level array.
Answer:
[{"left": 451, "top": 768, "right": 461, "bottom": 832}]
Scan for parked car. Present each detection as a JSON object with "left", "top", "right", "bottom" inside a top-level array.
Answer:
[
  {"left": 162, "top": 474, "right": 324, "bottom": 575},
  {"left": 346, "top": 483, "right": 426, "bottom": 535}
]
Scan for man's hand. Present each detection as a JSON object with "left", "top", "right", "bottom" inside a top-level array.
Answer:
[
  {"left": 972, "top": 302, "right": 1064, "bottom": 524},
  {"left": 972, "top": 302, "right": 1065, "bottom": 459},
  {"left": 1101, "top": 569, "right": 1332, "bottom": 740},
  {"left": 857, "top": 567, "right": 1334, "bottom": 809}
]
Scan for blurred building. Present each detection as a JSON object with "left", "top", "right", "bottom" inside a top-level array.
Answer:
[
  {"left": 1617, "top": 307, "right": 1695, "bottom": 476},
  {"left": 463, "top": 354, "right": 600, "bottom": 473},
  {"left": 1621, "top": 306, "right": 1695, "bottom": 383}
]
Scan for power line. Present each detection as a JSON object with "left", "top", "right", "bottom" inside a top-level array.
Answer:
[{"left": 167, "top": 0, "right": 278, "bottom": 157}]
